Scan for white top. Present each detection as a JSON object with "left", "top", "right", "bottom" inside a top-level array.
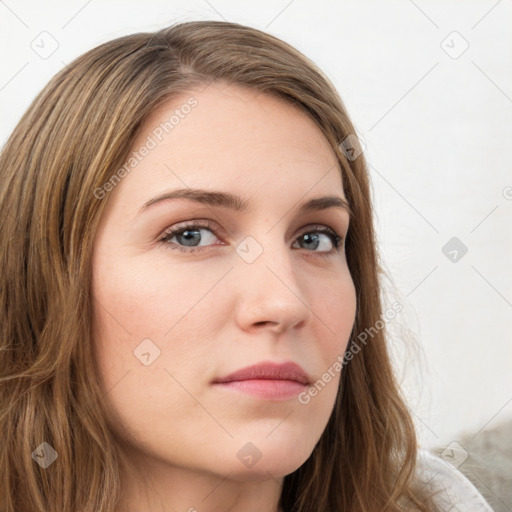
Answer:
[{"left": 416, "top": 450, "right": 494, "bottom": 511}]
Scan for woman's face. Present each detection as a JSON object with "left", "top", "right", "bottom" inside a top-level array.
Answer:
[{"left": 91, "top": 83, "right": 356, "bottom": 484}]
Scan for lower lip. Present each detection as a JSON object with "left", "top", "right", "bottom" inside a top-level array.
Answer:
[{"left": 213, "top": 379, "right": 308, "bottom": 400}]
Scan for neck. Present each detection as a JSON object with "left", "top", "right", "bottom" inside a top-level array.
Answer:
[{"left": 115, "top": 450, "right": 285, "bottom": 512}]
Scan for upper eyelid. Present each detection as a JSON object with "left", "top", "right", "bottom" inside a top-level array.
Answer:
[
  {"left": 161, "top": 219, "right": 341, "bottom": 234},
  {"left": 161, "top": 219, "right": 220, "bottom": 237},
  {"left": 163, "top": 211, "right": 348, "bottom": 232}
]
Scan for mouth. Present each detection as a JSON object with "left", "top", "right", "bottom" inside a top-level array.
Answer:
[{"left": 212, "top": 361, "right": 311, "bottom": 401}]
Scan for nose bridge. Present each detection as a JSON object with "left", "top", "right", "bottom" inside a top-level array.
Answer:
[
  {"left": 236, "top": 228, "right": 296, "bottom": 286},
  {"left": 232, "top": 229, "right": 311, "bottom": 331}
]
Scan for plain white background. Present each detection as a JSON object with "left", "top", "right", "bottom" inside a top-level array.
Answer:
[{"left": 1, "top": 0, "right": 511, "bottom": 452}]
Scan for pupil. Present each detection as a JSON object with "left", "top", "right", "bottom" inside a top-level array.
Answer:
[
  {"left": 303, "top": 233, "right": 319, "bottom": 250},
  {"left": 179, "top": 230, "right": 200, "bottom": 246}
]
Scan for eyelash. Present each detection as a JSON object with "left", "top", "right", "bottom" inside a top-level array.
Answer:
[{"left": 158, "top": 219, "right": 343, "bottom": 256}]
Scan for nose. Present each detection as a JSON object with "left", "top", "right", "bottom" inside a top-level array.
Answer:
[{"left": 233, "top": 239, "right": 311, "bottom": 335}]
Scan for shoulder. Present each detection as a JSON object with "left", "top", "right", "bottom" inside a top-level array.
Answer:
[{"left": 414, "top": 449, "right": 494, "bottom": 512}]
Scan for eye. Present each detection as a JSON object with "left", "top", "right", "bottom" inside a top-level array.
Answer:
[
  {"left": 159, "top": 219, "right": 222, "bottom": 253},
  {"left": 292, "top": 225, "right": 342, "bottom": 255},
  {"left": 158, "top": 220, "right": 343, "bottom": 255}
]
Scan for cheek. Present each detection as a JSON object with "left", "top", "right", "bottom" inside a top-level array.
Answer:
[
  {"left": 90, "top": 251, "right": 234, "bottom": 396},
  {"left": 90, "top": 253, "right": 229, "bottom": 447},
  {"left": 92, "top": 250, "right": 230, "bottom": 343},
  {"left": 312, "top": 270, "right": 357, "bottom": 363},
  {"left": 294, "top": 270, "right": 356, "bottom": 409}
]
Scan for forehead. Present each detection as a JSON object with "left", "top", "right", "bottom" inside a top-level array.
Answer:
[{"left": 108, "top": 83, "right": 344, "bottom": 210}]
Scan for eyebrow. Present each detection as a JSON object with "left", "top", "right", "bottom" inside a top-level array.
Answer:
[{"left": 137, "top": 188, "right": 351, "bottom": 218}]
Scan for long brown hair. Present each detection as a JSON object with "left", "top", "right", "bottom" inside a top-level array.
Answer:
[{"left": 0, "top": 20, "right": 436, "bottom": 511}]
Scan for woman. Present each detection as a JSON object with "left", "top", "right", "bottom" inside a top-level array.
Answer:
[{"left": 0, "top": 20, "right": 492, "bottom": 512}]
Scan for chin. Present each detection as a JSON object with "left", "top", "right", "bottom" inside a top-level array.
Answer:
[
  {"left": 216, "top": 436, "right": 316, "bottom": 482},
  {"left": 226, "top": 455, "right": 309, "bottom": 482}
]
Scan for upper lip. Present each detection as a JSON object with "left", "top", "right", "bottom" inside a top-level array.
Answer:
[{"left": 213, "top": 361, "right": 311, "bottom": 385}]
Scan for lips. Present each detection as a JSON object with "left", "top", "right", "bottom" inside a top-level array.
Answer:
[{"left": 213, "top": 361, "right": 311, "bottom": 385}]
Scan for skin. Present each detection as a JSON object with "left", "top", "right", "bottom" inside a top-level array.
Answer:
[{"left": 91, "top": 83, "right": 357, "bottom": 512}]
